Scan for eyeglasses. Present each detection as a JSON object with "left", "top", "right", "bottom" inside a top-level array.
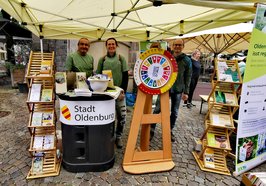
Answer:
[{"left": 173, "top": 43, "right": 183, "bottom": 47}]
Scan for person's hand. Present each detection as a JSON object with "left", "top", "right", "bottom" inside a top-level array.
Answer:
[
  {"left": 118, "top": 90, "right": 125, "bottom": 101},
  {"left": 182, "top": 94, "right": 188, "bottom": 101}
]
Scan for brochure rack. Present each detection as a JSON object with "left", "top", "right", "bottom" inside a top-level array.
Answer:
[
  {"left": 25, "top": 51, "right": 61, "bottom": 179},
  {"left": 193, "top": 60, "right": 242, "bottom": 175}
]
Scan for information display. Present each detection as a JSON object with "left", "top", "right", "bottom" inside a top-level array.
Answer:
[
  {"left": 235, "top": 3, "right": 266, "bottom": 175},
  {"left": 134, "top": 48, "right": 177, "bottom": 95}
]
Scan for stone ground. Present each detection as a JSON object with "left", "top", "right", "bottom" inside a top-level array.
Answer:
[{"left": 0, "top": 79, "right": 266, "bottom": 186}]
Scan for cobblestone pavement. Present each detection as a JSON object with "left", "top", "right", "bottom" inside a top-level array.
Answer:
[{"left": 0, "top": 83, "right": 266, "bottom": 185}]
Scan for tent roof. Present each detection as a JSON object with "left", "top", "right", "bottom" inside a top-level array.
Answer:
[
  {"left": 182, "top": 32, "right": 251, "bottom": 54},
  {"left": 0, "top": 0, "right": 264, "bottom": 41},
  {"left": 167, "top": 23, "right": 253, "bottom": 54}
]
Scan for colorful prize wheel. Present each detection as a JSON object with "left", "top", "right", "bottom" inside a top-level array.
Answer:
[{"left": 134, "top": 48, "right": 178, "bottom": 95}]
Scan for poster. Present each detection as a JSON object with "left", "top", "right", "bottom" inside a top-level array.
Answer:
[{"left": 235, "top": 4, "right": 266, "bottom": 175}]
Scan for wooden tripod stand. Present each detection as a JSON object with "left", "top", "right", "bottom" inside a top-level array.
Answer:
[{"left": 123, "top": 89, "right": 175, "bottom": 174}]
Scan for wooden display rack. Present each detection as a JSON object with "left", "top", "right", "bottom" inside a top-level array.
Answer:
[
  {"left": 25, "top": 51, "right": 61, "bottom": 179},
  {"left": 193, "top": 59, "right": 242, "bottom": 175},
  {"left": 123, "top": 90, "right": 174, "bottom": 174}
]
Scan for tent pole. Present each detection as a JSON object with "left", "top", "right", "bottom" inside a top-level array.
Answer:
[
  {"left": 40, "top": 38, "right": 43, "bottom": 60},
  {"left": 40, "top": 38, "right": 43, "bottom": 53},
  {"left": 39, "top": 24, "right": 44, "bottom": 59}
]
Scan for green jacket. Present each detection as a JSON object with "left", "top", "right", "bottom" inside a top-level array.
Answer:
[
  {"left": 171, "top": 53, "right": 192, "bottom": 94},
  {"left": 65, "top": 51, "right": 94, "bottom": 77},
  {"left": 96, "top": 54, "right": 128, "bottom": 87}
]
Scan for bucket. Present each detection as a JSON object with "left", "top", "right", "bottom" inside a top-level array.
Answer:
[
  {"left": 126, "top": 92, "right": 136, "bottom": 107},
  {"left": 17, "top": 82, "right": 28, "bottom": 93}
]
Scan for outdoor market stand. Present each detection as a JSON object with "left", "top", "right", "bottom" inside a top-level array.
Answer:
[
  {"left": 193, "top": 59, "right": 242, "bottom": 175},
  {"left": 25, "top": 51, "right": 61, "bottom": 179}
]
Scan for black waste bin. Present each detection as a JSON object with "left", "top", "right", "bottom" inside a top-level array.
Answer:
[{"left": 59, "top": 94, "right": 115, "bottom": 172}]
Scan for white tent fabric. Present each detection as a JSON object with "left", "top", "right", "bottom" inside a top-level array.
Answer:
[
  {"left": 168, "top": 23, "right": 253, "bottom": 54},
  {"left": 173, "top": 23, "right": 253, "bottom": 38},
  {"left": 0, "top": 0, "right": 264, "bottom": 41}
]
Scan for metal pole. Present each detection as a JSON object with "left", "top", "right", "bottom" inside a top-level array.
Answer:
[{"left": 40, "top": 38, "right": 43, "bottom": 60}]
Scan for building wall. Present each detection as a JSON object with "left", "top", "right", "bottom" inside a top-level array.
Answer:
[
  {"left": 31, "top": 35, "right": 68, "bottom": 72},
  {"left": 32, "top": 36, "right": 139, "bottom": 71},
  {"left": 31, "top": 37, "right": 139, "bottom": 92},
  {"left": 67, "top": 40, "right": 132, "bottom": 71}
]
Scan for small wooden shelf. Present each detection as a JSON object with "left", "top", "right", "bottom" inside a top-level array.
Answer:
[
  {"left": 205, "top": 107, "right": 235, "bottom": 130},
  {"left": 26, "top": 51, "right": 55, "bottom": 86},
  {"left": 28, "top": 109, "right": 55, "bottom": 132},
  {"left": 29, "top": 130, "right": 56, "bottom": 151},
  {"left": 206, "top": 131, "right": 231, "bottom": 151},
  {"left": 26, "top": 80, "right": 55, "bottom": 112},
  {"left": 27, "top": 152, "right": 62, "bottom": 179},
  {"left": 193, "top": 148, "right": 230, "bottom": 175},
  {"left": 26, "top": 102, "right": 55, "bottom": 115},
  {"left": 215, "top": 60, "right": 242, "bottom": 83}
]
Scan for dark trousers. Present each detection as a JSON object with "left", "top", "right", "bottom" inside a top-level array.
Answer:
[
  {"left": 187, "top": 76, "right": 199, "bottom": 104},
  {"left": 115, "top": 98, "right": 127, "bottom": 139},
  {"left": 150, "top": 92, "right": 182, "bottom": 134}
]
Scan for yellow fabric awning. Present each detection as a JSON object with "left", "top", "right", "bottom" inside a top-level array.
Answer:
[{"left": 0, "top": 0, "right": 264, "bottom": 41}]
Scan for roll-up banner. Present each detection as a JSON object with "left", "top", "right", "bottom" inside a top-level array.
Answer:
[{"left": 235, "top": 3, "right": 266, "bottom": 175}]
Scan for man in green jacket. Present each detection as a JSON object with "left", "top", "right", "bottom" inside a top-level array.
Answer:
[
  {"left": 65, "top": 38, "right": 94, "bottom": 77},
  {"left": 150, "top": 38, "right": 192, "bottom": 142}
]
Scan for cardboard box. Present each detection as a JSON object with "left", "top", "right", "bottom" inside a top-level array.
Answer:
[{"left": 194, "top": 137, "right": 202, "bottom": 151}]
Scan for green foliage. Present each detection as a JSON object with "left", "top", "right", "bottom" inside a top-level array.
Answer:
[{"left": 4, "top": 61, "right": 26, "bottom": 72}]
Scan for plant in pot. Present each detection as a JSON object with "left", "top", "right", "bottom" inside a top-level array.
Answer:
[{"left": 5, "top": 61, "right": 28, "bottom": 92}]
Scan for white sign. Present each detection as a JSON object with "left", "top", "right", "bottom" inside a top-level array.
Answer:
[
  {"left": 235, "top": 3, "right": 266, "bottom": 175},
  {"left": 59, "top": 99, "right": 115, "bottom": 125}
]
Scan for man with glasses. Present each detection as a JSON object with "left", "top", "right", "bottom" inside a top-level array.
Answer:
[
  {"left": 150, "top": 38, "right": 192, "bottom": 142},
  {"left": 65, "top": 38, "right": 94, "bottom": 77}
]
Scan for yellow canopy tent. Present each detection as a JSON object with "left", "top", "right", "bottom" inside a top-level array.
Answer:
[{"left": 0, "top": 0, "right": 264, "bottom": 41}]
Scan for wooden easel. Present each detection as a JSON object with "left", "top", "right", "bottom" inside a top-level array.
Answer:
[{"left": 123, "top": 89, "right": 175, "bottom": 174}]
